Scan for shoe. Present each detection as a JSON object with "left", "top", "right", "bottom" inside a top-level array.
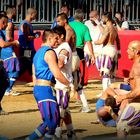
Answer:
[
  {"left": 0, "top": 110, "right": 9, "bottom": 115},
  {"left": 67, "top": 130, "right": 77, "bottom": 140},
  {"left": 75, "top": 100, "right": 82, "bottom": 106},
  {"left": 81, "top": 107, "right": 93, "bottom": 113},
  {"left": 12, "top": 91, "right": 21, "bottom": 96},
  {"left": 55, "top": 127, "right": 62, "bottom": 139},
  {"left": 96, "top": 92, "right": 103, "bottom": 98},
  {"left": 4, "top": 91, "right": 11, "bottom": 96}
]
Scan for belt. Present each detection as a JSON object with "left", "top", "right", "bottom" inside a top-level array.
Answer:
[{"left": 35, "top": 79, "right": 54, "bottom": 87}]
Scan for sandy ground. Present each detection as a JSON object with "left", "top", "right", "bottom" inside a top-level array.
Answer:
[{"left": 0, "top": 80, "right": 140, "bottom": 140}]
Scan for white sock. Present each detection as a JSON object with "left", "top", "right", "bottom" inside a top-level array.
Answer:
[
  {"left": 102, "top": 78, "right": 110, "bottom": 91},
  {"left": 78, "top": 89, "right": 88, "bottom": 108}
]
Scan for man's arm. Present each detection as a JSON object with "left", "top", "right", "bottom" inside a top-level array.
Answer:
[
  {"left": 0, "top": 38, "right": 19, "bottom": 48},
  {"left": 44, "top": 50, "right": 69, "bottom": 86},
  {"left": 6, "top": 22, "right": 13, "bottom": 41},
  {"left": 57, "top": 49, "right": 69, "bottom": 69},
  {"left": 94, "top": 26, "right": 109, "bottom": 45}
]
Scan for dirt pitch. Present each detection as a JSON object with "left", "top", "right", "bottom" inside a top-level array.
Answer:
[{"left": 0, "top": 80, "right": 140, "bottom": 140}]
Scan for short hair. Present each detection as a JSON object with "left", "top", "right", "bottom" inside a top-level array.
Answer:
[
  {"left": 0, "top": 11, "right": 6, "bottom": 15},
  {"left": 74, "top": 9, "right": 84, "bottom": 20},
  {"left": 52, "top": 25, "right": 66, "bottom": 40},
  {"left": 6, "top": 7, "right": 14, "bottom": 15},
  {"left": 105, "top": 96, "right": 116, "bottom": 108},
  {"left": 0, "top": 14, "right": 8, "bottom": 20},
  {"left": 27, "top": 7, "right": 37, "bottom": 15},
  {"left": 61, "top": 4, "right": 70, "bottom": 10},
  {"left": 102, "top": 12, "right": 112, "bottom": 21},
  {"left": 57, "top": 13, "right": 68, "bottom": 23},
  {"left": 115, "top": 11, "right": 123, "bottom": 18},
  {"left": 42, "top": 29, "right": 54, "bottom": 43}
]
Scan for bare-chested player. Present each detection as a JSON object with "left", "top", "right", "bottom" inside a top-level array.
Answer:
[
  {"left": 115, "top": 41, "right": 140, "bottom": 138},
  {"left": 94, "top": 12, "right": 121, "bottom": 91}
]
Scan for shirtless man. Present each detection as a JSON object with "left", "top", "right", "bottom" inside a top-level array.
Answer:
[
  {"left": 115, "top": 41, "right": 140, "bottom": 138},
  {"left": 94, "top": 12, "right": 121, "bottom": 91}
]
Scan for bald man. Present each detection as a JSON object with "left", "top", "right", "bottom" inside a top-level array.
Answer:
[
  {"left": 112, "top": 41, "right": 140, "bottom": 138},
  {"left": 18, "top": 8, "right": 41, "bottom": 76}
]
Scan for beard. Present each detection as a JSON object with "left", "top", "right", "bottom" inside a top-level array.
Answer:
[
  {"left": 91, "top": 20, "right": 97, "bottom": 26},
  {"left": 102, "top": 21, "right": 106, "bottom": 25}
]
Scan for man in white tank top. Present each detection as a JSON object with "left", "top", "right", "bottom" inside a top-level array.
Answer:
[{"left": 53, "top": 26, "right": 76, "bottom": 139}]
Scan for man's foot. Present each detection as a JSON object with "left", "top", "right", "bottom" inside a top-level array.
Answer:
[
  {"left": 67, "top": 130, "right": 77, "bottom": 140},
  {"left": 0, "top": 110, "right": 9, "bottom": 115},
  {"left": 55, "top": 127, "right": 62, "bottom": 139},
  {"left": 75, "top": 100, "right": 82, "bottom": 106},
  {"left": 81, "top": 107, "right": 93, "bottom": 113},
  {"left": 12, "top": 91, "right": 21, "bottom": 96},
  {"left": 4, "top": 91, "right": 11, "bottom": 96}
]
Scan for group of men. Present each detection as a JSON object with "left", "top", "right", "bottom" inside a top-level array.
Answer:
[{"left": 0, "top": 3, "right": 140, "bottom": 140}]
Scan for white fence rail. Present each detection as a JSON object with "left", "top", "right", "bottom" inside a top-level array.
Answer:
[{"left": 0, "top": 0, "right": 140, "bottom": 27}]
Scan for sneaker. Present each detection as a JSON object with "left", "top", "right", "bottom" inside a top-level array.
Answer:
[
  {"left": 75, "top": 100, "right": 82, "bottom": 106},
  {"left": 55, "top": 127, "right": 62, "bottom": 139},
  {"left": 4, "top": 91, "right": 11, "bottom": 96},
  {"left": 67, "top": 130, "right": 77, "bottom": 140},
  {"left": 0, "top": 110, "right": 9, "bottom": 115},
  {"left": 12, "top": 91, "right": 21, "bottom": 96},
  {"left": 81, "top": 107, "right": 93, "bottom": 113}
]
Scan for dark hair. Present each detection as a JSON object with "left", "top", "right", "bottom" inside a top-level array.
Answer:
[
  {"left": 0, "top": 11, "right": 6, "bottom": 15},
  {"left": 57, "top": 13, "right": 68, "bottom": 23},
  {"left": 102, "top": 12, "right": 112, "bottom": 21},
  {"left": 0, "top": 14, "right": 8, "bottom": 20},
  {"left": 61, "top": 4, "right": 70, "bottom": 10},
  {"left": 115, "top": 11, "right": 123, "bottom": 18},
  {"left": 105, "top": 96, "right": 116, "bottom": 108},
  {"left": 52, "top": 25, "right": 66, "bottom": 40},
  {"left": 42, "top": 29, "right": 54, "bottom": 43}
]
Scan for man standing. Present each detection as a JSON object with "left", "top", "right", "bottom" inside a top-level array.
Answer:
[
  {"left": 69, "top": 9, "right": 95, "bottom": 112},
  {"left": 94, "top": 12, "right": 121, "bottom": 91},
  {"left": 26, "top": 29, "right": 70, "bottom": 140},
  {"left": 0, "top": 14, "right": 19, "bottom": 115},
  {"left": 18, "top": 8, "right": 41, "bottom": 76},
  {"left": 1, "top": 6, "right": 20, "bottom": 96}
]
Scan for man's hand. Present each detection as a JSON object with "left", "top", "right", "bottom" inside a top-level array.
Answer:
[
  {"left": 93, "top": 17, "right": 101, "bottom": 25},
  {"left": 13, "top": 40, "right": 20, "bottom": 47},
  {"left": 91, "top": 55, "right": 95, "bottom": 64}
]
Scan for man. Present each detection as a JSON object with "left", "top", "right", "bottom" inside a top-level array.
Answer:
[
  {"left": 26, "top": 29, "right": 70, "bottom": 140},
  {"left": 1, "top": 6, "right": 20, "bottom": 96},
  {"left": 53, "top": 26, "right": 76, "bottom": 139},
  {"left": 94, "top": 12, "right": 121, "bottom": 91},
  {"left": 114, "top": 12, "right": 129, "bottom": 31},
  {"left": 115, "top": 41, "right": 140, "bottom": 138},
  {"left": 69, "top": 9, "right": 95, "bottom": 112},
  {"left": 18, "top": 8, "right": 41, "bottom": 76},
  {"left": 0, "top": 14, "right": 19, "bottom": 115},
  {"left": 51, "top": 4, "right": 74, "bottom": 29},
  {"left": 84, "top": 10, "right": 103, "bottom": 69},
  {"left": 56, "top": 13, "right": 80, "bottom": 95}
]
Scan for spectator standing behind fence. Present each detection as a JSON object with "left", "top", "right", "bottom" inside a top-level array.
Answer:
[
  {"left": 1, "top": 6, "right": 20, "bottom": 96},
  {"left": 0, "top": 14, "right": 19, "bottom": 115},
  {"left": 18, "top": 8, "right": 41, "bottom": 77},
  {"left": 114, "top": 12, "right": 129, "bottom": 31},
  {"left": 51, "top": 4, "right": 74, "bottom": 29},
  {"left": 69, "top": 9, "right": 95, "bottom": 113}
]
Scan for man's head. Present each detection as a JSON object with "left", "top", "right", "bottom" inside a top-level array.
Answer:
[
  {"left": 42, "top": 29, "right": 59, "bottom": 48},
  {"left": 60, "top": 4, "right": 70, "bottom": 16},
  {"left": 6, "top": 6, "right": 16, "bottom": 18},
  {"left": 105, "top": 96, "right": 117, "bottom": 108},
  {"left": 101, "top": 12, "right": 112, "bottom": 24},
  {"left": 115, "top": 12, "right": 123, "bottom": 22},
  {"left": 89, "top": 10, "right": 99, "bottom": 24},
  {"left": 52, "top": 26, "right": 66, "bottom": 45},
  {"left": 127, "top": 41, "right": 140, "bottom": 60},
  {"left": 74, "top": 9, "right": 84, "bottom": 22},
  {"left": 56, "top": 13, "right": 68, "bottom": 27},
  {"left": 0, "top": 14, "right": 8, "bottom": 30},
  {"left": 26, "top": 8, "right": 37, "bottom": 21}
]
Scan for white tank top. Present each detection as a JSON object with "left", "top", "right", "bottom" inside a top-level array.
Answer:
[{"left": 55, "top": 42, "right": 73, "bottom": 89}]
